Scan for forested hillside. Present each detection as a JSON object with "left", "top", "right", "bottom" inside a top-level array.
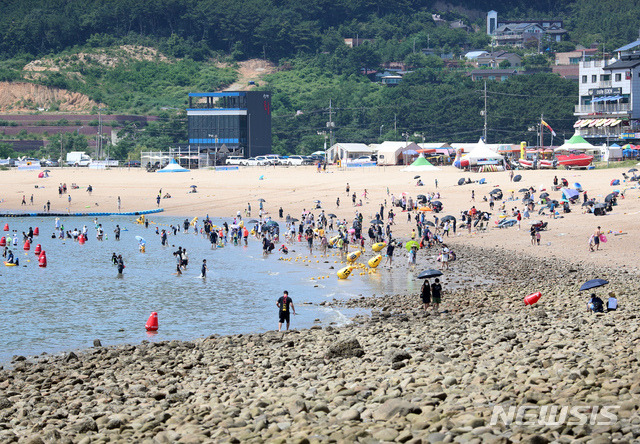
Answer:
[{"left": 0, "top": 0, "right": 636, "bottom": 157}]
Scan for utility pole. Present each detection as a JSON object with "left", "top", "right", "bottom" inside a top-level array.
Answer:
[
  {"left": 483, "top": 81, "right": 488, "bottom": 142},
  {"left": 394, "top": 113, "right": 397, "bottom": 136},
  {"left": 327, "top": 99, "right": 334, "bottom": 148},
  {"left": 540, "top": 114, "right": 544, "bottom": 148}
]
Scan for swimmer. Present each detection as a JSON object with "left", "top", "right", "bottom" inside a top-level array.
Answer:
[{"left": 111, "top": 253, "right": 118, "bottom": 265}]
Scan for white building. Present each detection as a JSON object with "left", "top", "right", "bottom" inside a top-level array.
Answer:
[
  {"left": 573, "top": 38, "right": 640, "bottom": 143},
  {"left": 326, "top": 143, "right": 375, "bottom": 163}
]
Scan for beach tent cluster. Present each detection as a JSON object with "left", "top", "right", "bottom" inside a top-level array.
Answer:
[{"left": 326, "top": 142, "right": 454, "bottom": 166}]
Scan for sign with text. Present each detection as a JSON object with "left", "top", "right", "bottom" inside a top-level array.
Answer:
[{"left": 588, "top": 87, "right": 621, "bottom": 96}]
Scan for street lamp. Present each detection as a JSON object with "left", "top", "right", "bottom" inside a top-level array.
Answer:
[{"left": 379, "top": 124, "right": 385, "bottom": 138}]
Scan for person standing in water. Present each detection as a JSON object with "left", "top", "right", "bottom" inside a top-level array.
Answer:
[
  {"left": 201, "top": 259, "right": 208, "bottom": 278},
  {"left": 117, "top": 255, "right": 125, "bottom": 274},
  {"left": 114, "top": 225, "right": 121, "bottom": 241}
]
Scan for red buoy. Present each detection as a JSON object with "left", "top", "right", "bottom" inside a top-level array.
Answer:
[
  {"left": 145, "top": 312, "right": 158, "bottom": 331},
  {"left": 0, "top": 236, "right": 5, "bottom": 247},
  {"left": 23, "top": 240, "right": 30, "bottom": 251},
  {"left": 524, "top": 292, "right": 541, "bottom": 306},
  {"left": 78, "top": 235, "right": 85, "bottom": 245},
  {"left": 34, "top": 244, "right": 42, "bottom": 255},
  {"left": 3, "top": 223, "right": 8, "bottom": 231},
  {"left": 33, "top": 227, "right": 39, "bottom": 236},
  {"left": 38, "top": 251, "right": 47, "bottom": 268}
]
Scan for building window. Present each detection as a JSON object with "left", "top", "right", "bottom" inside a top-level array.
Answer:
[
  {"left": 582, "top": 75, "right": 587, "bottom": 83},
  {"left": 600, "top": 74, "right": 610, "bottom": 81},
  {"left": 591, "top": 75, "right": 597, "bottom": 83},
  {"left": 615, "top": 73, "right": 622, "bottom": 82}
]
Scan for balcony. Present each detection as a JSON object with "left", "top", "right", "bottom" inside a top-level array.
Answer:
[{"left": 574, "top": 103, "right": 630, "bottom": 115}]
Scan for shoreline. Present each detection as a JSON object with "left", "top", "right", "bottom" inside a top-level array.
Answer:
[{"left": 2, "top": 243, "right": 639, "bottom": 442}]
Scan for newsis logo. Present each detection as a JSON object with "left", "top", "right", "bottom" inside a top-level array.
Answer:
[{"left": 490, "top": 405, "right": 619, "bottom": 427}]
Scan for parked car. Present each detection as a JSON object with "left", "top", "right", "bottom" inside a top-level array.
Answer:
[
  {"left": 353, "top": 155, "right": 376, "bottom": 163},
  {"left": 283, "top": 155, "right": 307, "bottom": 166},
  {"left": 265, "top": 154, "right": 284, "bottom": 165},
  {"left": 245, "top": 156, "right": 272, "bottom": 166},
  {"left": 225, "top": 156, "right": 244, "bottom": 165},
  {"left": 123, "top": 160, "right": 141, "bottom": 167},
  {"left": 40, "top": 159, "right": 59, "bottom": 167}
]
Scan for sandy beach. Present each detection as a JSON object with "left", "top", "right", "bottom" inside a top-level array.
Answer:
[{"left": 1, "top": 165, "right": 639, "bottom": 270}]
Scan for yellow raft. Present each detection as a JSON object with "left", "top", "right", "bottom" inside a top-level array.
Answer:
[
  {"left": 328, "top": 235, "right": 340, "bottom": 246},
  {"left": 367, "top": 254, "right": 382, "bottom": 268},
  {"left": 371, "top": 242, "right": 386, "bottom": 252},
  {"left": 337, "top": 266, "right": 355, "bottom": 279}
]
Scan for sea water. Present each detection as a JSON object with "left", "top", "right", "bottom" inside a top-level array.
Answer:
[{"left": 0, "top": 216, "right": 416, "bottom": 365}]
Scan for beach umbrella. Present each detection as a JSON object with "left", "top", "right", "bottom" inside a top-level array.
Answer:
[
  {"left": 190, "top": 185, "right": 197, "bottom": 188},
  {"left": 629, "top": 168, "right": 638, "bottom": 173},
  {"left": 287, "top": 217, "right": 299, "bottom": 223},
  {"left": 414, "top": 175, "right": 421, "bottom": 179},
  {"left": 135, "top": 235, "right": 146, "bottom": 245},
  {"left": 43, "top": 169, "right": 51, "bottom": 173},
  {"left": 314, "top": 200, "right": 321, "bottom": 203},
  {"left": 513, "top": 175, "right": 522, "bottom": 182},
  {"left": 561, "top": 188, "right": 580, "bottom": 200},
  {"left": 579, "top": 278, "right": 609, "bottom": 291},
  {"left": 370, "top": 219, "right": 383, "bottom": 225},
  {"left": 247, "top": 219, "right": 259, "bottom": 224},
  {"left": 441, "top": 215, "right": 456, "bottom": 223},
  {"left": 431, "top": 200, "right": 442, "bottom": 206},
  {"left": 418, "top": 206, "right": 432, "bottom": 212},
  {"left": 539, "top": 192, "right": 549, "bottom": 198},
  {"left": 594, "top": 203, "right": 607, "bottom": 209},
  {"left": 265, "top": 221, "right": 279, "bottom": 227},
  {"left": 581, "top": 201, "right": 594, "bottom": 207},
  {"left": 327, "top": 213, "right": 337, "bottom": 218},
  {"left": 605, "top": 193, "right": 617, "bottom": 202},
  {"left": 457, "top": 178, "right": 465, "bottom": 186},
  {"left": 258, "top": 198, "right": 266, "bottom": 202},
  {"left": 417, "top": 194, "right": 427, "bottom": 200},
  {"left": 425, "top": 221, "right": 435, "bottom": 227},
  {"left": 405, "top": 241, "right": 420, "bottom": 251},
  {"left": 417, "top": 269, "right": 443, "bottom": 279},
  {"left": 489, "top": 188, "right": 502, "bottom": 195},
  {"left": 519, "top": 188, "right": 528, "bottom": 192}
]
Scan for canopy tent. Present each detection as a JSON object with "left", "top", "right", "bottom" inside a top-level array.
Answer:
[
  {"left": 326, "top": 143, "right": 375, "bottom": 163},
  {"left": 157, "top": 158, "right": 189, "bottom": 173},
  {"left": 374, "top": 141, "right": 421, "bottom": 165},
  {"left": 401, "top": 155, "right": 440, "bottom": 172},
  {"left": 555, "top": 133, "right": 598, "bottom": 155},
  {"left": 460, "top": 144, "right": 504, "bottom": 164},
  {"left": 451, "top": 138, "right": 502, "bottom": 154}
]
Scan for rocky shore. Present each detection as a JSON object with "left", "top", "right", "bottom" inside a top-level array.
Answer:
[{"left": 2, "top": 245, "right": 640, "bottom": 443}]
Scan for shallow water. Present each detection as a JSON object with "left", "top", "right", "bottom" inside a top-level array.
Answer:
[{"left": 0, "top": 216, "right": 430, "bottom": 365}]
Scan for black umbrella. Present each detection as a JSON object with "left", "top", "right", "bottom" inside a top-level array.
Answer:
[
  {"left": 605, "top": 193, "right": 617, "bottom": 202},
  {"left": 370, "top": 219, "right": 383, "bottom": 225},
  {"left": 327, "top": 213, "right": 337, "bottom": 218},
  {"left": 519, "top": 188, "right": 528, "bottom": 192},
  {"left": 579, "top": 279, "right": 609, "bottom": 291},
  {"left": 417, "top": 194, "right": 427, "bottom": 200},
  {"left": 538, "top": 208, "right": 546, "bottom": 215},
  {"left": 414, "top": 175, "right": 421, "bottom": 179},
  {"left": 287, "top": 217, "right": 299, "bottom": 223},
  {"left": 247, "top": 219, "right": 259, "bottom": 224},
  {"left": 594, "top": 203, "right": 607, "bottom": 209},
  {"left": 265, "top": 221, "right": 279, "bottom": 227},
  {"left": 441, "top": 215, "right": 456, "bottom": 223},
  {"left": 43, "top": 169, "right": 51, "bottom": 173},
  {"left": 425, "top": 221, "right": 435, "bottom": 227},
  {"left": 457, "top": 178, "right": 465, "bottom": 186},
  {"left": 513, "top": 174, "right": 522, "bottom": 182},
  {"left": 489, "top": 188, "right": 502, "bottom": 195},
  {"left": 190, "top": 185, "right": 197, "bottom": 188},
  {"left": 582, "top": 201, "right": 594, "bottom": 207},
  {"left": 258, "top": 198, "right": 266, "bottom": 202},
  {"left": 431, "top": 200, "right": 442, "bottom": 206},
  {"left": 629, "top": 168, "right": 638, "bottom": 173},
  {"left": 417, "top": 269, "right": 443, "bottom": 279},
  {"left": 540, "top": 192, "right": 549, "bottom": 198}
]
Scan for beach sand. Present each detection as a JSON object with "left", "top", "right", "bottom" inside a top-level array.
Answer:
[{"left": 2, "top": 165, "right": 638, "bottom": 269}]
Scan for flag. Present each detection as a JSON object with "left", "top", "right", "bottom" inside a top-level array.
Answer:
[{"left": 541, "top": 120, "right": 556, "bottom": 137}]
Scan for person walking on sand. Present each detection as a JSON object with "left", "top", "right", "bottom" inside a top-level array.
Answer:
[
  {"left": 277, "top": 290, "right": 296, "bottom": 331},
  {"left": 346, "top": 183, "right": 350, "bottom": 195},
  {"left": 156, "top": 195, "right": 161, "bottom": 207},
  {"left": 471, "top": 190, "right": 475, "bottom": 202},
  {"left": 30, "top": 194, "right": 33, "bottom": 205},
  {"left": 420, "top": 279, "right": 431, "bottom": 310},
  {"left": 117, "top": 196, "right": 121, "bottom": 212},
  {"left": 594, "top": 226, "right": 602, "bottom": 251},
  {"left": 435, "top": 178, "right": 438, "bottom": 189},
  {"left": 21, "top": 195, "right": 26, "bottom": 206}
]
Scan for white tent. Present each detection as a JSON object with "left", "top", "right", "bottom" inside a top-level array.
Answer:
[
  {"left": 326, "top": 143, "right": 375, "bottom": 163},
  {"left": 157, "top": 158, "right": 189, "bottom": 173},
  {"left": 460, "top": 144, "right": 504, "bottom": 165},
  {"left": 374, "top": 141, "right": 420, "bottom": 165},
  {"left": 451, "top": 138, "right": 503, "bottom": 153}
]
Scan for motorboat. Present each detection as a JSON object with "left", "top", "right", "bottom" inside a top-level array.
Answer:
[
  {"left": 518, "top": 158, "right": 555, "bottom": 169},
  {"left": 556, "top": 153, "right": 593, "bottom": 169}
]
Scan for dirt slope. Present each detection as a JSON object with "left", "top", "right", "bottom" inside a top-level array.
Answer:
[
  {"left": 222, "top": 59, "right": 276, "bottom": 91},
  {"left": 0, "top": 82, "right": 96, "bottom": 112}
]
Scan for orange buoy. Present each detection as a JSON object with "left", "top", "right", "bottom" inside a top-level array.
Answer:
[
  {"left": 524, "top": 292, "right": 541, "bottom": 306},
  {"left": 33, "top": 227, "right": 39, "bottom": 236},
  {"left": 79, "top": 235, "right": 85, "bottom": 245},
  {"left": 34, "top": 244, "right": 41, "bottom": 255},
  {"left": 145, "top": 312, "right": 159, "bottom": 331},
  {"left": 0, "top": 236, "right": 5, "bottom": 247},
  {"left": 23, "top": 240, "right": 30, "bottom": 251},
  {"left": 3, "top": 223, "right": 8, "bottom": 231}
]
